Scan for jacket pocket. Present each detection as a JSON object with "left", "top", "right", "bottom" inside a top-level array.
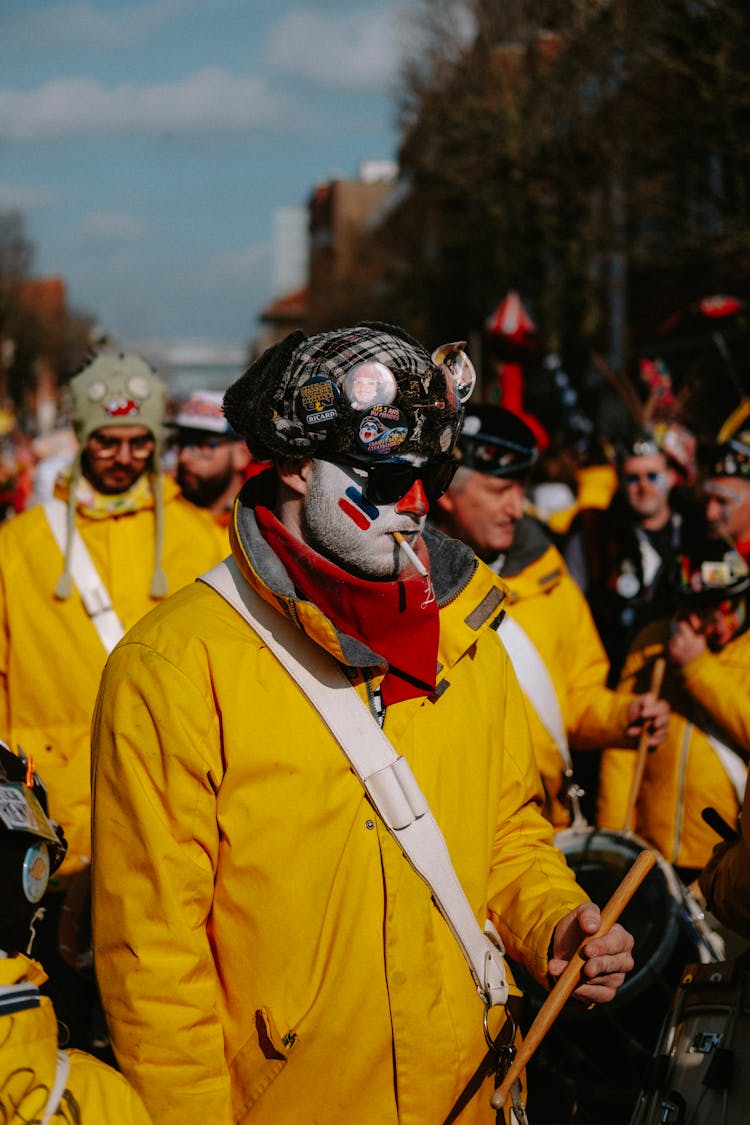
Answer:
[{"left": 230, "top": 1005, "right": 297, "bottom": 1120}]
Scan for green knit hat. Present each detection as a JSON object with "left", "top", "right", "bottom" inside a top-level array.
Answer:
[
  {"left": 70, "top": 353, "right": 166, "bottom": 445},
  {"left": 54, "top": 353, "right": 169, "bottom": 602}
]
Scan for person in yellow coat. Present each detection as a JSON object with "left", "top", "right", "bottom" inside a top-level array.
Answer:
[
  {"left": 598, "top": 540, "right": 750, "bottom": 883},
  {"left": 0, "top": 742, "right": 151, "bottom": 1124},
  {"left": 433, "top": 405, "right": 670, "bottom": 828},
  {"left": 0, "top": 353, "right": 225, "bottom": 1049},
  {"left": 91, "top": 325, "right": 635, "bottom": 1125}
]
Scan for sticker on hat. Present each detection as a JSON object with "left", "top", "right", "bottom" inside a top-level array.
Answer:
[
  {"left": 295, "top": 377, "right": 340, "bottom": 430},
  {"left": 22, "top": 842, "right": 50, "bottom": 903},
  {"left": 432, "top": 341, "right": 476, "bottom": 407},
  {"left": 357, "top": 405, "right": 409, "bottom": 456},
  {"left": 343, "top": 362, "right": 397, "bottom": 412}
]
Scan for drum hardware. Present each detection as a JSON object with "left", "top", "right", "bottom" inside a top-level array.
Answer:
[
  {"left": 513, "top": 826, "right": 726, "bottom": 1125},
  {"left": 493, "top": 850, "right": 657, "bottom": 1114},
  {"left": 630, "top": 957, "right": 750, "bottom": 1124}
]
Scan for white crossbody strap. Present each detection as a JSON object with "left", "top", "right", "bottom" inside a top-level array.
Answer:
[
  {"left": 43, "top": 499, "right": 125, "bottom": 654},
  {"left": 497, "top": 613, "right": 571, "bottom": 769},
  {"left": 706, "top": 733, "right": 747, "bottom": 803},
  {"left": 39, "top": 1050, "right": 71, "bottom": 1125},
  {"left": 200, "top": 558, "right": 509, "bottom": 1009}
]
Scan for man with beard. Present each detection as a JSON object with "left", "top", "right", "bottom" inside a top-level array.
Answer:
[
  {"left": 0, "top": 353, "right": 225, "bottom": 1049},
  {"left": 170, "top": 389, "right": 256, "bottom": 530},
  {"left": 91, "top": 323, "right": 634, "bottom": 1125}
]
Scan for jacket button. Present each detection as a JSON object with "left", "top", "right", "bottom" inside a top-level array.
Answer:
[{"left": 365, "top": 819, "right": 375, "bottom": 830}]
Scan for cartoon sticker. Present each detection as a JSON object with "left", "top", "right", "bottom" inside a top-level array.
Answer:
[
  {"left": 295, "top": 377, "right": 340, "bottom": 429},
  {"left": 357, "top": 405, "right": 409, "bottom": 456}
]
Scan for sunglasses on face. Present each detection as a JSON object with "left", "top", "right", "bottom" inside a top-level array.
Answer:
[
  {"left": 624, "top": 471, "right": 662, "bottom": 485},
  {"left": 322, "top": 453, "right": 458, "bottom": 505},
  {"left": 173, "top": 434, "right": 234, "bottom": 455}
]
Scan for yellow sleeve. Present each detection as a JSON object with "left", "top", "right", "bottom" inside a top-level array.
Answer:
[
  {"left": 487, "top": 642, "right": 587, "bottom": 985},
  {"left": 91, "top": 641, "right": 233, "bottom": 1125}
]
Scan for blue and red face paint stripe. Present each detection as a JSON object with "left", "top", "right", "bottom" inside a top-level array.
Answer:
[{"left": 338, "top": 486, "right": 380, "bottom": 530}]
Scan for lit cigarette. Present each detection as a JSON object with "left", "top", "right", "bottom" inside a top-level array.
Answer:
[{"left": 392, "top": 530, "right": 428, "bottom": 577}]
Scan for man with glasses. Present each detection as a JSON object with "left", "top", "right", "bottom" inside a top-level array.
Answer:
[
  {"left": 91, "top": 323, "right": 634, "bottom": 1125},
  {"left": 0, "top": 352, "right": 224, "bottom": 1052},
  {"left": 169, "top": 389, "right": 257, "bottom": 529},
  {"left": 564, "top": 428, "right": 700, "bottom": 684}
]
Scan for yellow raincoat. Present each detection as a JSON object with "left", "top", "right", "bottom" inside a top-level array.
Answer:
[
  {"left": 0, "top": 472, "right": 225, "bottom": 878},
  {"left": 598, "top": 621, "right": 750, "bottom": 870},
  {"left": 0, "top": 953, "right": 151, "bottom": 1123},
  {"left": 91, "top": 487, "right": 588, "bottom": 1125},
  {"left": 501, "top": 521, "right": 635, "bottom": 827}
]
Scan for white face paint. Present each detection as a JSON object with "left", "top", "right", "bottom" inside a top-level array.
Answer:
[{"left": 301, "top": 458, "right": 428, "bottom": 579}]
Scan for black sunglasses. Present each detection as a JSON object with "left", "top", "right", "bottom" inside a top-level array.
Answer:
[{"left": 321, "top": 453, "right": 458, "bottom": 505}]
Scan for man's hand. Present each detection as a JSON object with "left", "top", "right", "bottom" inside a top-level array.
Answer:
[
  {"left": 548, "top": 903, "right": 634, "bottom": 1004},
  {"left": 668, "top": 616, "right": 707, "bottom": 667},
  {"left": 624, "top": 693, "right": 670, "bottom": 748}
]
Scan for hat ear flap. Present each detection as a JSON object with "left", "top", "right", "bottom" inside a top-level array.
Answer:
[{"left": 223, "top": 330, "right": 306, "bottom": 460}]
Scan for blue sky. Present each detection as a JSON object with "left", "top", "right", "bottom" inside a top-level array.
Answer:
[{"left": 0, "top": 0, "right": 419, "bottom": 352}]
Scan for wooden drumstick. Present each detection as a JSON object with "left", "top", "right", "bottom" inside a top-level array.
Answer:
[
  {"left": 492, "top": 847, "right": 657, "bottom": 1111},
  {"left": 622, "top": 656, "right": 666, "bottom": 833}
]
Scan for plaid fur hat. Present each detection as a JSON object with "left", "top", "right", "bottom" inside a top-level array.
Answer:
[{"left": 223, "top": 322, "right": 470, "bottom": 463}]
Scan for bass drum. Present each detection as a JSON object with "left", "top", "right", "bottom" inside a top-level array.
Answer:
[
  {"left": 512, "top": 827, "right": 724, "bottom": 1125},
  {"left": 630, "top": 958, "right": 750, "bottom": 1125}
]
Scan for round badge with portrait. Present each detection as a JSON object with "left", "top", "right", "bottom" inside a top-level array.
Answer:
[{"left": 343, "top": 362, "right": 397, "bottom": 412}]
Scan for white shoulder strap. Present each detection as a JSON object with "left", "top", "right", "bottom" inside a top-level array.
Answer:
[
  {"left": 39, "top": 1050, "right": 71, "bottom": 1125},
  {"left": 496, "top": 613, "right": 571, "bottom": 769},
  {"left": 705, "top": 732, "right": 747, "bottom": 803},
  {"left": 199, "top": 558, "right": 509, "bottom": 1009},
  {"left": 43, "top": 499, "right": 125, "bottom": 654}
]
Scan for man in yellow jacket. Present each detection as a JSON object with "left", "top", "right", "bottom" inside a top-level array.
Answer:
[
  {"left": 433, "top": 405, "right": 670, "bottom": 828},
  {"left": 598, "top": 539, "right": 750, "bottom": 882},
  {"left": 0, "top": 353, "right": 225, "bottom": 1049},
  {"left": 0, "top": 742, "right": 152, "bottom": 1123},
  {"left": 92, "top": 325, "right": 635, "bottom": 1125}
]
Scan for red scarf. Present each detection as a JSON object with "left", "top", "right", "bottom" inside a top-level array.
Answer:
[{"left": 255, "top": 506, "right": 439, "bottom": 705}]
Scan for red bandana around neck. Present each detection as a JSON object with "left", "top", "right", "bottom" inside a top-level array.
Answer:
[{"left": 255, "top": 506, "right": 439, "bottom": 705}]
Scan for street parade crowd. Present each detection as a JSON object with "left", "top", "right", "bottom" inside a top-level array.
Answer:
[{"left": 1, "top": 326, "right": 749, "bottom": 1125}]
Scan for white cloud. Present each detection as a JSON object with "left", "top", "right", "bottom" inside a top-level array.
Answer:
[
  {"left": 0, "top": 182, "right": 60, "bottom": 209},
  {"left": 211, "top": 242, "right": 270, "bottom": 281},
  {"left": 0, "top": 68, "right": 293, "bottom": 140},
  {"left": 4, "top": 0, "right": 201, "bottom": 53},
  {"left": 72, "top": 211, "right": 150, "bottom": 242},
  {"left": 266, "top": 6, "right": 406, "bottom": 89}
]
